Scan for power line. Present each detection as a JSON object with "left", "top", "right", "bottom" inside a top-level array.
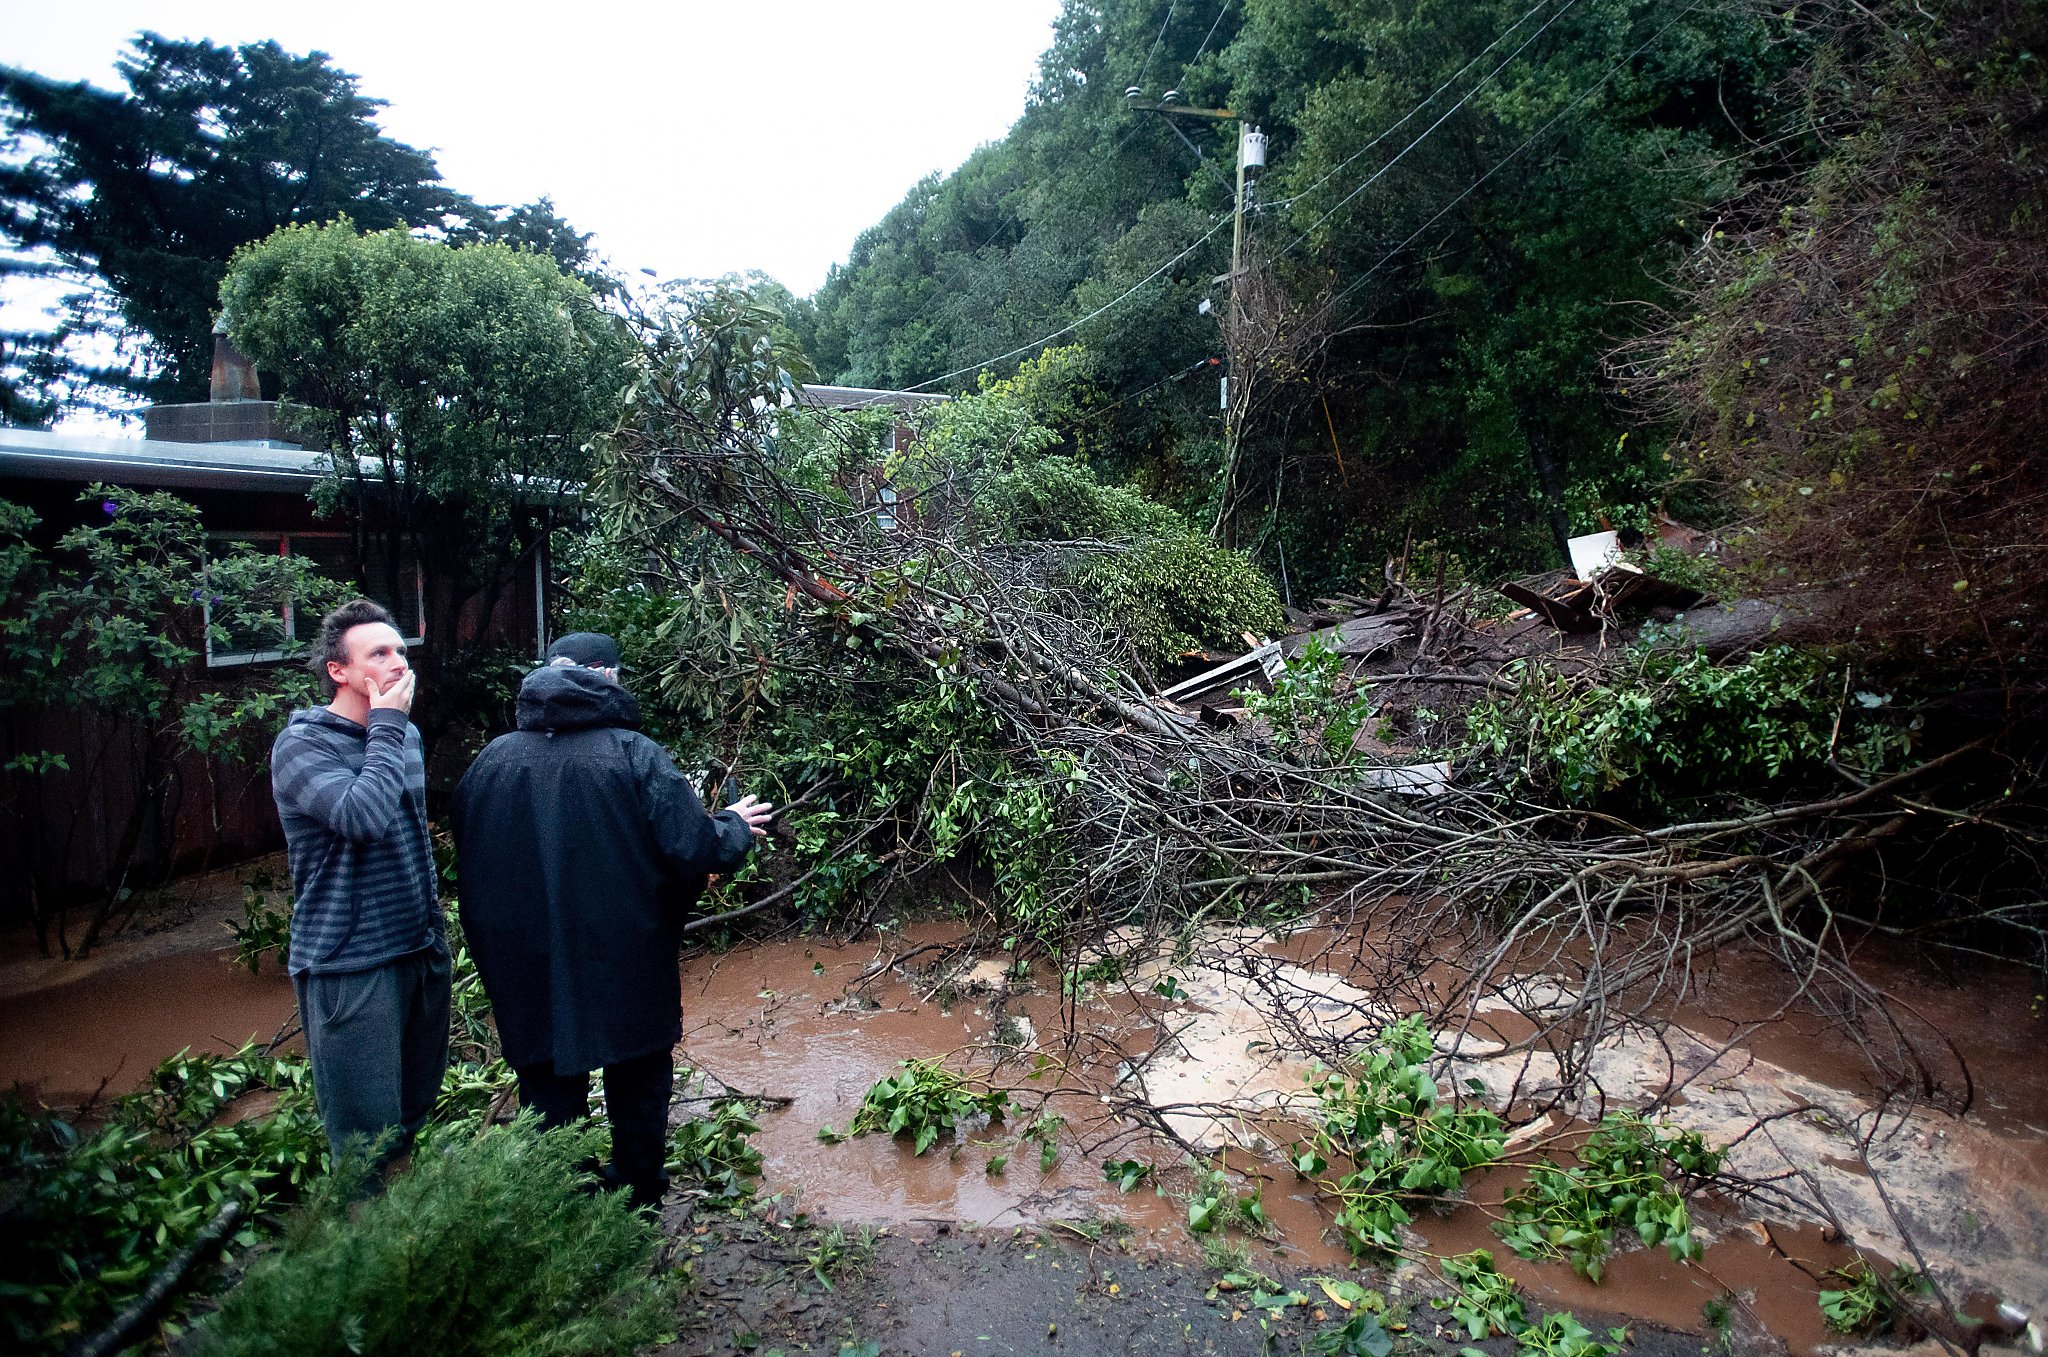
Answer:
[
  {"left": 1328, "top": 1, "right": 1703, "bottom": 313},
  {"left": 867, "top": 11, "right": 1209, "bottom": 343},
  {"left": 1135, "top": 0, "right": 1182, "bottom": 92},
  {"left": 900, "top": 212, "right": 1230, "bottom": 394},
  {"left": 1187, "top": 0, "right": 1234, "bottom": 71},
  {"left": 1260, "top": 0, "right": 1558, "bottom": 217},
  {"left": 1100, "top": 353, "right": 1219, "bottom": 415},
  {"left": 1274, "top": 0, "right": 1583, "bottom": 260},
  {"left": 883, "top": 0, "right": 1624, "bottom": 399}
]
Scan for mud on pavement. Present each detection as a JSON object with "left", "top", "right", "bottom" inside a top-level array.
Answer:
[
  {"left": 669, "top": 917, "right": 2048, "bottom": 1357},
  {"left": 651, "top": 1199, "right": 1711, "bottom": 1357}
]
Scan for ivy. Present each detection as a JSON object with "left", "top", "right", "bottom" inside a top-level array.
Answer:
[
  {"left": 821, "top": 1059, "right": 1010, "bottom": 1156},
  {"left": 1302, "top": 1016, "right": 1506, "bottom": 1261},
  {"left": 1495, "top": 1113, "right": 1723, "bottom": 1282}
]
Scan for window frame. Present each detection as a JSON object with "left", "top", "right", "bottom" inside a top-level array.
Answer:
[{"left": 203, "top": 531, "right": 426, "bottom": 669}]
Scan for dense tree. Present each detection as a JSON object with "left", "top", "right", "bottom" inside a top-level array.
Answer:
[
  {"left": 803, "top": 0, "right": 1807, "bottom": 585},
  {"left": 220, "top": 220, "right": 630, "bottom": 733},
  {"left": 0, "top": 34, "right": 599, "bottom": 417},
  {"left": 1656, "top": 0, "right": 2048, "bottom": 670}
]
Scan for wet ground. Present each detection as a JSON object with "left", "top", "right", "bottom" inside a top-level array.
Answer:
[
  {"left": 650, "top": 1202, "right": 1715, "bottom": 1357},
  {"left": 6, "top": 874, "right": 2044, "bottom": 1356},
  {"left": 671, "top": 920, "right": 2048, "bottom": 1357},
  {"left": 0, "top": 856, "right": 298, "bottom": 1103}
]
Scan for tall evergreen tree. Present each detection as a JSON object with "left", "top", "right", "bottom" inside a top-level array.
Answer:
[{"left": 0, "top": 33, "right": 596, "bottom": 416}]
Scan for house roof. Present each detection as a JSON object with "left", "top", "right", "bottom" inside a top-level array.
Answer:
[
  {"left": 0, "top": 426, "right": 326, "bottom": 493},
  {"left": 797, "top": 385, "right": 950, "bottom": 412}
]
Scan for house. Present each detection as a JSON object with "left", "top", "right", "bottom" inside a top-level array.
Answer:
[
  {"left": 791, "top": 384, "right": 949, "bottom": 531},
  {"left": 0, "top": 331, "right": 554, "bottom": 916},
  {"left": 0, "top": 334, "right": 948, "bottom": 919}
]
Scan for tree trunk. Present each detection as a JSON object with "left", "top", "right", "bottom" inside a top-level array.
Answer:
[{"left": 1526, "top": 428, "right": 1572, "bottom": 566}]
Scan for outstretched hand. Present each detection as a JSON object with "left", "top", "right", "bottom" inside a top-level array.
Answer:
[{"left": 725, "top": 793, "right": 775, "bottom": 838}]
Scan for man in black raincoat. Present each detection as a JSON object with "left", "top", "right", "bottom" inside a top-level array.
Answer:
[{"left": 452, "top": 632, "right": 772, "bottom": 1209}]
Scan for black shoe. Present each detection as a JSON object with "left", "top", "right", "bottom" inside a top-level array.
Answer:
[{"left": 613, "top": 1165, "right": 670, "bottom": 1215}]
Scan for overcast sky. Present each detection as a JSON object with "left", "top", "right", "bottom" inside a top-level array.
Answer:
[{"left": 1, "top": 0, "right": 1066, "bottom": 295}]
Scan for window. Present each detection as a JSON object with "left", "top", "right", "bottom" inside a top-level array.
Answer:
[{"left": 204, "top": 532, "right": 425, "bottom": 668}]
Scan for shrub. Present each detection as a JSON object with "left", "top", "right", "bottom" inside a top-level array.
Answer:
[
  {"left": 0, "top": 1048, "right": 326, "bottom": 1354},
  {"left": 0, "top": 487, "right": 341, "bottom": 954},
  {"left": 2, "top": 897, "right": 522, "bottom": 1353},
  {"left": 1238, "top": 634, "right": 1374, "bottom": 763},
  {"left": 981, "top": 455, "right": 1284, "bottom": 669},
  {"left": 194, "top": 1119, "right": 674, "bottom": 1357},
  {"left": 1466, "top": 641, "right": 1905, "bottom": 814}
]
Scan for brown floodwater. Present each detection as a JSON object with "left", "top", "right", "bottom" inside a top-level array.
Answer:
[
  {"left": 0, "top": 947, "right": 296, "bottom": 1103},
  {"left": 5, "top": 907, "right": 2041, "bottom": 1357}
]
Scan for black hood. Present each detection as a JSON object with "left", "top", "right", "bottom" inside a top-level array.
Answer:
[{"left": 515, "top": 664, "right": 641, "bottom": 733}]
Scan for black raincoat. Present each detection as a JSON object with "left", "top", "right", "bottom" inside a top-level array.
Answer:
[{"left": 451, "top": 665, "right": 754, "bottom": 1073}]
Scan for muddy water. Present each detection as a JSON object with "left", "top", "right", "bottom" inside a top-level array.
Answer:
[
  {"left": 674, "top": 921, "right": 2048, "bottom": 1357},
  {"left": 678, "top": 927, "right": 1199, "bottom": 1249},
  {"left": 4, "top": 903, "right": 2041, "bottom": 1356},
  {"left": 0, "top": 947, "right": 296, "bottom": 1102}
]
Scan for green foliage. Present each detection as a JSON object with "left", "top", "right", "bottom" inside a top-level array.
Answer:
[
  {"left": 0, "top": 487, "right": 341, "bottom": 952},
  {"left": 805, "top": 0, "right": 1802, "bottom": 587},
  {"left": 823, "top": 1059, "right": 1009, "bottom": 1156},
  {"left": 0, "top": 1047, "right": 327, "bottom": 1354},
  {"left": 0, "top": 36, "right": 454, "bottom": 409},
  {"left": 1075, "top": 532, "right": 1285, "bottom": 671},
  {"left": 193, "top": 1119, "right": 674, "bottom": 1357},
  {"left": 1663, "top": 0, "right": 2048, "bottom": 669},
  {"left": 1304, "top": 1016, "right": 1506, "bottom": 1260},
  {"left": 1435, "top": 1249, "right": 1528, "bottom": 1340},
  {"left": 1186, "top": 1169, "right": 1231, "bottom": 1234},
  {"left": 768, "top": 668, "right": 1075, "bottom": 935},
  {"left": 1238, "top": 634, "right": 1374, "bottom": 763},
  {"left": 1496, "top": 1113, "right": 1723, "bottom": 1282},
  {"left": 1103, "top": 1157, "right": 1154, "bottom": 1192},
  {"left": 1467, "top": 641, "right": 1905, "bottom": 814},
  {"left": 1818, "top": 1260, "right": 1927, "bottom": 1335},
  {"left": 1516, "top": 1312, "right": 1630, "bottom": 1357},
  {"left": 1310, "top": 1280, "right": 1394, "bottom": 1357},
  {"left": 803, "top": 1224, "right": 874, "bottom": 1291},
  {"left": 221, "top": 219, "right": 627, "bottom": 722},
  {"left": 1022, "top": 1110, "right": 1064, "bottom": 1173},
  {"left": 1, "top": 897, "right": 522, "bottom": 1353},
  {"left": 226, "top": 867, "right": 293, "bottom": 974},
  {"left": 666, "top": 1099, "right": 764, "bottom": 1207},
  {"left": 926, "top": 350, "right": 1282, "bottom": 669}
]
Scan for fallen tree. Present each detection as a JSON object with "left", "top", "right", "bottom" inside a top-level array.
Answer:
[{"left": 590, "top": 286, "right": 2045, "bottom": 1127}]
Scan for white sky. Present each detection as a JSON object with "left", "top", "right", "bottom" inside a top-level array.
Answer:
[{"left": 0, "top": 0, "right": 1065, "bottom": 295}]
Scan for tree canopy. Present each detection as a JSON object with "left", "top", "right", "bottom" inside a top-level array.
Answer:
[
  {"left": 798, "top": 0, "right": 1802, "bottom": 585},
  {"left": 0, "top": 33, "right": 598, "bottom": 416},
  {"left": 220, "top": 220, "right": 630, "bottom": 725}
]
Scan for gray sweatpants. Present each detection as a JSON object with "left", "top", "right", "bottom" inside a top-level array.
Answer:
[{"left": 293, "top": 948, "right": 452, "bottom": 1163}]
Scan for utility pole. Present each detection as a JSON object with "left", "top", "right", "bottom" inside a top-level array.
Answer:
[{"left": 1125, "top": 91, "right": 1264, "bottom": 543}]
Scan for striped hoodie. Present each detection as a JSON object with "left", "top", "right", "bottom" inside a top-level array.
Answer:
[{"left": 270, "top": 706, "right": 442, "bottom": 976}]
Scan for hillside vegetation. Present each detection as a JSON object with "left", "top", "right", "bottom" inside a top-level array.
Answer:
[{"left": 787, "top": 0, "right": 2046, "bottom": 672}]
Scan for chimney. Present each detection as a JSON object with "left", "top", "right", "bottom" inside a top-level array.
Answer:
[{"left": 209, "top": 317, "right": 261, "bottom": 403}]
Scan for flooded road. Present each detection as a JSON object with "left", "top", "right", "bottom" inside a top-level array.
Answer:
[
  {"left": 6, "top": 891, "right": 2043, "bottom": 1356},
  {"left": 675, "top": 918, "right": 2048, "bottom": 1357}
]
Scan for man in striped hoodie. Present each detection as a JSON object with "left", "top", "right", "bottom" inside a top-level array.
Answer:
[{"left": 270, "top": 598, "right": 449, "bottom": 1166}]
